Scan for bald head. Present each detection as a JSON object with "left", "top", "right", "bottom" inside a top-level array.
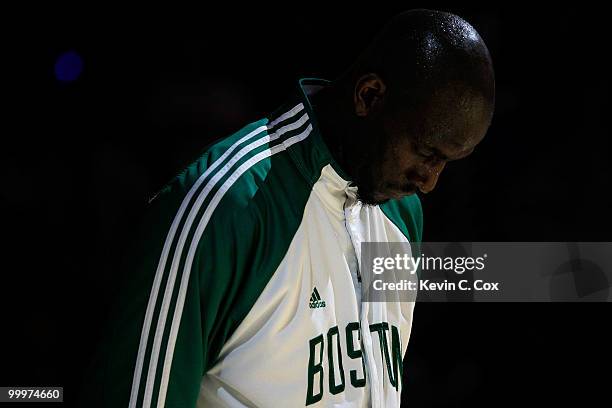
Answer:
[
  {"left": 353, "top": 9, "right": 495, "bottom": 118},
  {"left": 315, "top": 9, "right": 495, "bottom": 205}
]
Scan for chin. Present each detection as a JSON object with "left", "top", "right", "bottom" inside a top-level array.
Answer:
[{"left": 356, "top": 190, "right": 392, "bottom": 206}]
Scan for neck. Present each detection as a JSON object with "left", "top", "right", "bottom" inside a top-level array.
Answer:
[{"left": 310, "top": 83, "right": 356, "bottom": 181}]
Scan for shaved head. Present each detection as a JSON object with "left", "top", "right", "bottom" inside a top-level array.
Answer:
[
  {"left": 354, "top": 9, "right": 495, "bottom": 143},
  {"left": 356, "top": 10, "right": 494, "bottom": 102},
  {"left": 313, "top": 9, "right": 495, "bottom": 205}
]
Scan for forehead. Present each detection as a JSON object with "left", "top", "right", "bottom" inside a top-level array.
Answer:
[
  {"left": 397, "top": 87, "right": 491, "bottom": 146},
  {"left": 423, "top": 129, "right": 483, "bottom": 149}
]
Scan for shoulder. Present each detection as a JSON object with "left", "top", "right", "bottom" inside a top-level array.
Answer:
[
  {"left": 151, "top": 119, "right": 270, "bottom": 213},
  {"left": 149, "top": 115, "right": 314, "bottom": 241},
  {"left": 380, "top": 194, "right": 424, "bottom": 242}
]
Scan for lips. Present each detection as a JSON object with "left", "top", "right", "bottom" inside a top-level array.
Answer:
[{"left": 397, "top": 183, "right": 418, "bottom": 195}]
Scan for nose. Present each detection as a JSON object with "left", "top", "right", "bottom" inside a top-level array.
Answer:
[{"left": 416, "top": 161, "right": 446, "bottom": 194}]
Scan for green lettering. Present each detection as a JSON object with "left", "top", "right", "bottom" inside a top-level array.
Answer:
[
  {"left": 370, "top": 322, "right": 398, "bottom": 389},
  {"left": 306, "top": 334, "right": 324, "bottom": 405},
  {"left": 391, "top": 325, "right": 403, "bottom": 388},
  {"left": 327, "top": 326, "right": 346, "bottom": 394},
  {"left": 345, "top": 322, "right": 366, "bottom": 388}
]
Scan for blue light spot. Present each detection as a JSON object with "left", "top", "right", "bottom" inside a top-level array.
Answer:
[{"left": 54, "top": 50, "right": 83, "bottom": 82}]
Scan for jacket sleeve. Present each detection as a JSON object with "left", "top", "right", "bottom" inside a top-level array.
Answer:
[{"left": 78, "top": 173, "right": 262, "bottom": 408}]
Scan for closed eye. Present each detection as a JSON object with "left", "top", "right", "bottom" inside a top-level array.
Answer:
[
  {"left": 417, "top": 148, "right": 435, "bottom": 159},
  {"left": 418, "top": 147, "right": 448, "bottom": 163}
]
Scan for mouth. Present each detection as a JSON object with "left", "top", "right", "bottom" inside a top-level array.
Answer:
[{"left": 391, "top": 189, "right": 417, "bottom": 199}]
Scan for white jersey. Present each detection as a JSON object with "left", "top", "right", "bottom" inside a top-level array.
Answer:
[{"left": 79, "top": 78, "right": 423, "bottom": 408}]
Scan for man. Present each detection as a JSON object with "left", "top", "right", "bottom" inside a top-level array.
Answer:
[{"left": 79, "top": 9, "right": 494, "bottom": 408}]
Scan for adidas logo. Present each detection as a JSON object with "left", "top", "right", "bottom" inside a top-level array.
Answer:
[{"left": 309, "top": 287, "right": 326, "bottom": 309}]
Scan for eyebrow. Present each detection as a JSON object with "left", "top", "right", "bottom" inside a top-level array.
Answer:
[
  {"left": 415, "top": 137, "right": 472, "bottom": 161},
  {"left": 432, "top": 148, "right": 450, "bottom": 161}
]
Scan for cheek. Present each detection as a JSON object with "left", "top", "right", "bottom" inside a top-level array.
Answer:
[
  {"left": 386, "top": 140, "right": 419, "bottom": 173},
  {"left": 376, "top": 149, "right": 410, "bottom": 188}
]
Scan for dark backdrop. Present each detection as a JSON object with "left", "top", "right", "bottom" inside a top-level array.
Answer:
[{"left": 2, "top": 4, "right": 611, "bottom": 407}]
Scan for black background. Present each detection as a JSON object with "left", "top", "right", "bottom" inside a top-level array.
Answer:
[{"left": 2, "top": 3, "right": 611, "bottom": 407}]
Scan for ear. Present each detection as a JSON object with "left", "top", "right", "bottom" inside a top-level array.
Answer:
[{"left": 353, "top": 73, "right": 387, "bottom": 117}]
